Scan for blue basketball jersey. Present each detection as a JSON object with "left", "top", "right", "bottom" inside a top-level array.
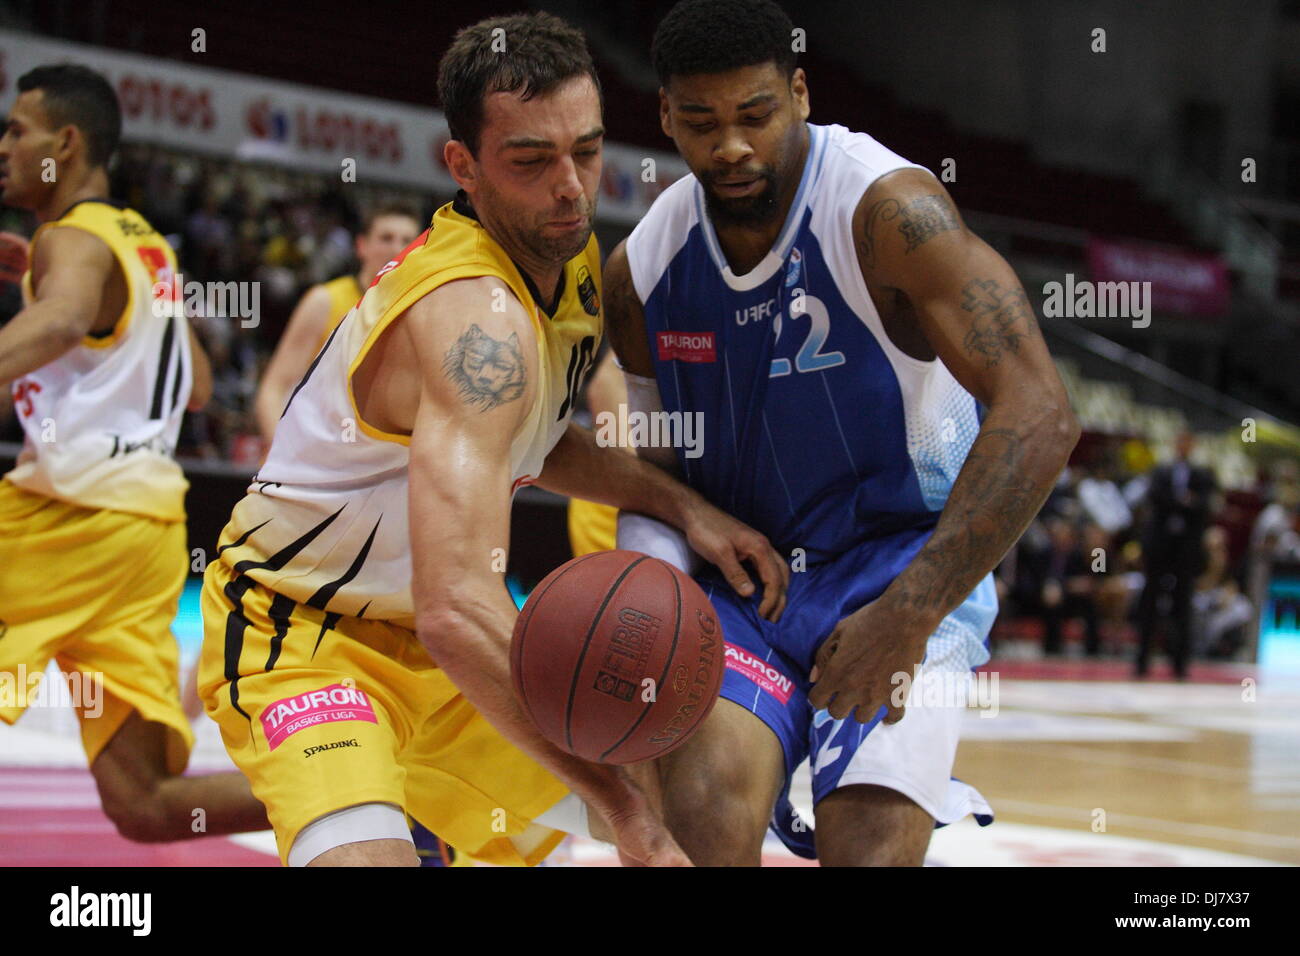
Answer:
[
  {"left": 629, "top": 124, "right": 987, "bottom": 562},
  {"left": 627, "top": 124, "right": 996, "bottom": 653}
]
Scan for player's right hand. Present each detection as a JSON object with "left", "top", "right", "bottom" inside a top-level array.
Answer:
[
  {"left": 596, "top": 771, "right": 693, "bottom": 867},
  {"left": 681, "top": 493, "right": 789, "bottom": 622}
]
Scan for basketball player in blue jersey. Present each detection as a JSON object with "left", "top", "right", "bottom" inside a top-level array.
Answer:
[{"left": 607, "top": 0, "right": 1079, "bottom": 865}]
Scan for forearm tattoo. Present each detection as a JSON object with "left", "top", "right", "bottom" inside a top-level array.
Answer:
[{"left": 891, "top": 427, "right": 1047, "bottom": 615}]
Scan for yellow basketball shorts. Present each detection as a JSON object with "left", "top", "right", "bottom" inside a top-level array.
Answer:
[
  {"left": 0, "top": 479, "right": 192, "bottom": 773},
  {"left": 198, "top": 557, "right": 569, "bottom": 865}
]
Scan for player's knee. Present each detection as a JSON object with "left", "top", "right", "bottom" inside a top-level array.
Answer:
[
  {"left": 817, "top": 838, "right": 926, "bottom": 867},
  {"left": 661, "top": 744, "right": 769, "bottom": 864},
  {"left": 815, "top": 787, "right": 934, "bottom": 867}
]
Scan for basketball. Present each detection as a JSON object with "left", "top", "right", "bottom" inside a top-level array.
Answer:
[{"left": 510, "top": 550, "right": 725, "bottom": 764}]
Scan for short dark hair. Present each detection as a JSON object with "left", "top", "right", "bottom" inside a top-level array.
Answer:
[
  {"left": 361, "top": 203, "right": 421, "bottom": 235},
  {"left": 436, "top": 11, "right": 602, "bottom": 156},
  {"left": 652, "top": 0, "right": 797, "bottom": 87},
  {"left": 17, "top": 64, "right": 122, "bottom": 168}
]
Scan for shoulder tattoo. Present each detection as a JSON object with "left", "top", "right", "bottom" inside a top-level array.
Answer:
[
  {"left": 443, "top": 324, "right": 527, "bottom": 411},
  {"left": 858, "top": 193, "right": 961, "bottom": 268}
]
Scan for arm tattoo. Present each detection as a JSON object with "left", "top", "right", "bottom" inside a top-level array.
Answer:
[
  {"left": 443, "top": 324, "right": 526, "bottom": 411},
  {"left": 960, "top": 278, "right": 1038, "bottom": 368},
  {"left": 889, "top": 427, "right": 1049, "bottom": 615},
  {"left": 858, "top": 194, "right": 961, "bottom": 268}
]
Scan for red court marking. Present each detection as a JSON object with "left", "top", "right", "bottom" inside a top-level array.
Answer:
[{"left": 0, "top": 767, "right": 277, "bottom": 867}]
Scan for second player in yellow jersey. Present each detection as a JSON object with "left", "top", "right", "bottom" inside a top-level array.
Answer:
[{"left": 253, "top": 207, "right": 420, "bottom": 444}]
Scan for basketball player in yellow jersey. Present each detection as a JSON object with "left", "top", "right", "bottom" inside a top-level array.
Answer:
[
  {"left": 250, "top": 200, "right": 464, "bottom": 867},
  {"left": 254, "top": 205, "right": 420, "bottom": 442},
  {"left": 0, "top": 64, "right": 270, "bottom": 841},
  {"left": 200, "top": 12, "right": 788, "bottom": 867}
]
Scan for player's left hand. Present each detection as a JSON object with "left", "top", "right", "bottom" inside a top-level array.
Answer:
[
  {"left": 808, "top": 597, "right": 929, "bottom": 723},
  {"left": 680, "top": 493, "right": 789, "bottom": 622}
]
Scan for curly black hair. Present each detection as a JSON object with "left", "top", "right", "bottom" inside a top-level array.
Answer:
[{"left": 651, "top": 0, "right": 797, "bottom": 87}]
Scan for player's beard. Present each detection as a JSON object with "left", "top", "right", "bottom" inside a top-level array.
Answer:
[
  {"left": 479, "top": 178, "right": 596, "bottom": 265},
  {"left": 699, "top": 166, "right": 781, "bottom": 227}
]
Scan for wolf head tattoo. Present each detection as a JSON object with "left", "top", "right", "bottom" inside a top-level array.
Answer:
[{"left": 443, "top": 324, "right": 527, "bottom": 411}]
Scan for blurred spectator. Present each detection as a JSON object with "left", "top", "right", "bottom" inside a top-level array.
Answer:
[
  {"left": 1135, "top": 431, "right": 1218, "bottom": 679},
  {"left": 1246, "top": 459, "right": 1300, "bottom": 647},
  {"left": 185, "top": 192, "right": 235, "bottom": 280},
  {"left": 1077, "top": 458, "right": 1133, "bottom": 536},
  {"left": 1013, "top": 516, "right": 1101, "bottom": 656},
  {"left": 1250, "top": 459, "right": 1300, "bottom": 562},
  {"left": 1192, "top": 526, "right": 1253, "bottom": 660},
  {"left": 1104, "top": 537, "right": 1147, "bottom": 646}
]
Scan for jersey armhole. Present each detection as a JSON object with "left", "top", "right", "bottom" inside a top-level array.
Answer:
[
  {"left": 345, "top": 265, "right": 539, "bottom": 447},
  {"left": 32, "top": 222, "right": 134, "bottom": 350},
  {"left": 836, "top": 167, "right": 941, "bottom": 373}
]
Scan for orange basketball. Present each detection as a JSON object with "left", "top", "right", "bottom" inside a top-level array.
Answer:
[{"left": 510, "top": 550, "right": 725, "bottom": 764}]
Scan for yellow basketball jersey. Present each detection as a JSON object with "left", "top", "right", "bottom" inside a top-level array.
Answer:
[
  {"left": 215, "top": 195, "right": 602, "bottom": 628},
  {"left": 316, "top": 274, "right": 363, "bottom": 352},
  {"left": 7, "top": 200, "right": 190, "bottom": 522},
  {"left": 568, "top": 497, "right": 618, "bottom": 557}
]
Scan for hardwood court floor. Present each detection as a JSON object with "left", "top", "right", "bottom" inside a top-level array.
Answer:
[
  {"left": 2, "top": 658, "right": 1294, "bottom": 866},
  {"left": 947, "top": 661, "right": 1300, "bottom": 865}
]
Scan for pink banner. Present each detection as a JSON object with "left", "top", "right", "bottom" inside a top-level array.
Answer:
[{"left": 1087, "top": 238, "right": 1230, "bottom": 316}]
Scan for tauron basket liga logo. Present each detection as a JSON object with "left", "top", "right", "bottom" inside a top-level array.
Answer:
[
  {"left": 657, "top": 330, "right": 716, "bottom": 363},
  {"left": 260, "top": 683, "right": 377, "bottom": 750}
]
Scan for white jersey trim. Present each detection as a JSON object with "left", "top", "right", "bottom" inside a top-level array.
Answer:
[
  {"left": 691, "top": 123, "right": 831, "bottom": 292},
  {"left": 626, "top": 175, "right": 698, "bottom": 306}
]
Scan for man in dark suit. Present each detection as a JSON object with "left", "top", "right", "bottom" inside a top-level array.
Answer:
[{"left": 1136, "top": 431, "right": 1217, "bottom": 678}]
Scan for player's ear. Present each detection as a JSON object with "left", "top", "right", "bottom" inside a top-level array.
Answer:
[
  {"left": 54, "top": 123, "right": 79, "bottom": 165},
  {"left": 444, "top": 138, "right": 478, "bottom": 192},
  {"left": 790, "top": 68, "right": 810, "bottom": 122},
  {"left": 658, "top": 87, "right": 672, "bottom": 140}
]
